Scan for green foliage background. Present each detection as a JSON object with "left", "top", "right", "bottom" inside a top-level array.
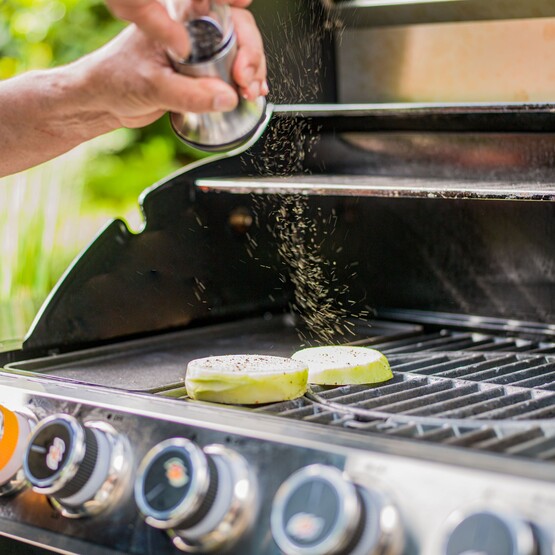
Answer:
[{"left": 0, "top": 0, "right": 201, "bottom": 335}]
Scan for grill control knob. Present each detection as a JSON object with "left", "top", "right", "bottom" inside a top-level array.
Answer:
[
  {"left": 271, "top": 464, "right": 403, "bottom": 555},
  {"left": 135, "top": 438, "right": 256, "bottom": 553},
  {"left": 0, "top": 405, "right": 35, "bottom": 496},
  {"left": 23, "top": 414, "right": 131, "bottom": 518},
  {"left": 444, "top": 510, "right": 538, "bottom": 555}
]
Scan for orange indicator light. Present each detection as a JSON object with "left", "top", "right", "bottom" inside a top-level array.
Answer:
[{"left": 0, "top": 406, "right": 19, "bottom": 472}]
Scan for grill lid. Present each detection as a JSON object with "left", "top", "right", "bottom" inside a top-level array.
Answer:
[{"left": 20, "top": 104, "right": 555, "bottom": 353}]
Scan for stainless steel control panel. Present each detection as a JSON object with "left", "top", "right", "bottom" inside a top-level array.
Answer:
[{"left": 0, "top": 373, "right": 554, "bottom": 555}]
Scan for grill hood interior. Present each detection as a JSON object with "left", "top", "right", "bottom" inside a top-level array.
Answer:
[{"left": 15, "top": 104, "right": 555, "bottom": 357}]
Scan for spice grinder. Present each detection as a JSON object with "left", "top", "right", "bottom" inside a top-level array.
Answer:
[{"left": 165, "top": 0, "right": 267, "bottom": 152}]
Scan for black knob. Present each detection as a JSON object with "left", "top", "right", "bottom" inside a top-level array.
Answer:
[
  {"left": 24, "top": 414, "right": 97, "bottom": 498},
  {"left": 444, "top": 510, "right": 537, "bottom": 555},
  {"left": 271, "top": 465, "right": 365, "bottom": 555},
  {"left": 136, "top": 440, "right": 257, "bottom": 553},
  {"left": 272, "top": 465, "right": 404, "bottom": 555},
  {"left": 135, "top": 438, "right": 219, "bottom": 530},
  {"left": 23, "top": 414, "right": 131, "bottom": 518}
]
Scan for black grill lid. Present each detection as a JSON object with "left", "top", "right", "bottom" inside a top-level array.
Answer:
[{"left": 23, "top": 105, "right": 555, "bottom": 354}]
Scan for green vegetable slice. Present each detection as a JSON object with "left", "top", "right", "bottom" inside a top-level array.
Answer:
[
  {"left": 185, "top": 354, "right": 309, "bottom": 405},
  {"left": 292, "top": 346, "right": 393, "bottom": 386}
]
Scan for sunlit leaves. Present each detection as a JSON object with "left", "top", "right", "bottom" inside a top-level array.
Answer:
[{"left": 0, "top": 0, "right": 123, "bottom": 73}]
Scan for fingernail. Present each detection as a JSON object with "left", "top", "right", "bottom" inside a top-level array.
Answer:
[
  {"left": 176, "top": 48, "right": 189, "bottom": 61},
  {"left": 213, "top": 90, "right": 238, "bottom": 111},
  {"left": 261, "top": 80, "right": 269, "bottom": 95},
  {"left": 171, "top": 45, "right": 189, "bottom": 61},
  {"left": 248, "top": 81, "right": 260, "bottom": 99},
  {"left": 243, "top": 65, "right": 255, "bottom": 83}
]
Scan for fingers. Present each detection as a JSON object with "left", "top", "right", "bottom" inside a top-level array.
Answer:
[
  {"left": 132, "top": 2, "right": 191, "bottom": 59},
  {"left": 231, "top": 8, "right": 267, "bottom": 100},
  {"left": 102, "top": 1, "right": 265, "bottom": 123},
  {"left": 223, "top": 0, "right": 252, "bottom": 6},
  {"left": 211, "top": 0, "right": 252, "bottom": 7},
  {"left": 107, "top": 0, "right": 190, "bottom": 59},
  {"left": 156, "top": 71, "right": 239, "bottom": 113}
]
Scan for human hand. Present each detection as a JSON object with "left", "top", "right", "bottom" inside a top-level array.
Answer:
[
  {"left": 0, "top": 0, "right": 267, "bottom": 177},
  {"left": 105, "top": 0, "right": 267, "bottom": 100},
  {"left": 72, "top": 7, "right": 266, "bottom": 131}
]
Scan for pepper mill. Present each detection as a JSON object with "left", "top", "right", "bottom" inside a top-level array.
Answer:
[{"left": 165, "top": 0, "right": 266, "bottom": 152}]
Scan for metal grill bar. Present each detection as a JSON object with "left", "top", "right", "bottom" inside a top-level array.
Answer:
[
  {"left": 427, "top": 356, "right": 520, "bottom": 379},
  {"left": 473, "top": 429, "right": 544, "bottom": 452},
  {"left": 358, "top": 382, "right": 459, "bottom": 413},
  {"left": 342, "top": 381, "right": 451, "bottom": 412},
  {"left": 394, "top": 355, "right": 486, "bottom": 374},
  {"left": 444, "top": 429, "right": 498, "bottom": 447},
  {"left": 538, "top": 447, "right": 555, "bottom": 461},
  {"left": 530, "top": 345, "right": 555, "bottom": 354},
  {"left": 513, "top": 403, "right": 555, "bottom": 420},
  {"left": 387, "top": 355, "right": 454, "bottom": 372},
  {"left": 464, "top": 339, "right": 534, "bottom": 352},
  {"left": 539, "top": 381, "right": 555, "bottom": 392},
  {"left": 379, "top": 332, "right": 472, "bottom": 353},
  {"left": 488, "top": 361, "right": 555, "bottom": 386},
  {"left": 377, "top": 334, "right": 549, "bottom": 355},
  {"left": 513, "top": 373, "right": 555, "bottom": 389},
  {"left": 403, "top": 387, "right": 492, "bottom": 416},
  {"left": 433, "top": 391, "right": 530, "bottom": 419},
  {"left": 507, "top": 436, "right": 555, "bottom": 457},
  {"left": 451, "top": 359, "right": 549, "bottom": 382},
  {"left": 417, "top": 427, "right": 455, "bottom": 442},
  {"left": 476, "top": 394, "right": 555, "bottom": 420}
]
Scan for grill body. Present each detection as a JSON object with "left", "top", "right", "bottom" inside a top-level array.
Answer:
[
  {"left": 3, "top": 106, "right": 555, "bottom": 555},
  {"left": 4, "top": 2, "right": 555, "bottom": 554}
]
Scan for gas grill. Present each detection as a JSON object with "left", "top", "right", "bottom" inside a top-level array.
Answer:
[{"left": 3, "top": 2, "right": 555, "bottom": 554}]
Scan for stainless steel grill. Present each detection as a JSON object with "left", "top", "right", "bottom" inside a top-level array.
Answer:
[
  {"left": 4, "top": 2, "right": 555, "bottom": 551},
  {"left": 6, "top": 104, "right": 555, "bottom": 553}
]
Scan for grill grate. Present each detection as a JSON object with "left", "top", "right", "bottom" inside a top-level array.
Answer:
[
  {"left": 253, "top": 331, "right": 555, "bottom": 461},
  {"left": 371, "top": 329, "right": 555, "bottom": 354},
  {"left": 161, "top": 327, "right": 555, "bottom": 461}
]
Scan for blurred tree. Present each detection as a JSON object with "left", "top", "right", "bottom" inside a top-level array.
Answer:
[{"left": 0, "top": 0, "right": 121, "bottom": 76}]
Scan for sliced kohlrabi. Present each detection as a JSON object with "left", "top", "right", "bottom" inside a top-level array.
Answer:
[
  {"left": 185, "top": 354, "right": 309, "bottom": 405},
  {"left": 291, "top": 346, "right": 393, "bottom": 386}
]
